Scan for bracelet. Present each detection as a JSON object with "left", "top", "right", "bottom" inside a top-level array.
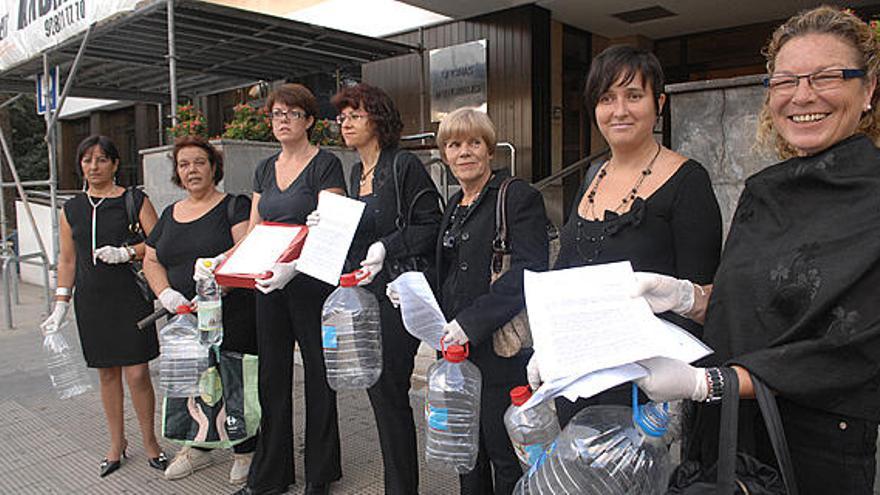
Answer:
[
  {"left": 55, "top": 287, "right": 71, "bottom": 297},
  {"left": 693, "top": 283, "right": 706, "bottom": 298},
  {"left": 125, "top": 245, "right": 137, "bottom": 261},
  {"left": 704, "top": 367, "right": 725, "bottom": 403}
]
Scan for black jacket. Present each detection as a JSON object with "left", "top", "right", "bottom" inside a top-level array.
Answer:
[
  {"left": 348, "top": 147, "right": 443, "bottom": 286},
  {"left": 435, "top": 172, "right": 549, "bottom": 373}
]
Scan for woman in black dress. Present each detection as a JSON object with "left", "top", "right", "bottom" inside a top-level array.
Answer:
[
  {"left": 42, "top": 135, "right": 166, "bottom": 477},
  {"left": 529, "top": 45, "right": 723, "bottom": 425},
  {"left": 142, "top": 136, "right": 256, "bottom": 484},
  {"left": 315, "top": 83, "right": 441, "bottom": 494},
  {"left": 436, "top": 107, "right": 549, "bottom": 495},
  {"left": 222, "top": 84, "right": 346, "bottom": 495}
]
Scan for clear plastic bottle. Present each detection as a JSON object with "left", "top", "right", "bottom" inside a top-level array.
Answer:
[
  {"left": 514, "top": 385, "right": 672, "bottom": 495},
  {"left": 321, "top": 271, "right": 382, "bottom": 391},
  {"left": 40, "top": 319, "right": 93, "bottom": 400},
  {"left": 425, "top": 343, "right": 482, "bottom": 474},
  {"left": 159, "top": 305, "right": 209, "bottom": 397},
  {"left": 504, "top": 385, "right": 561, "bottom": 468},
  {"left": 196, "top": 264, "right": 223, "bottom": 346}
]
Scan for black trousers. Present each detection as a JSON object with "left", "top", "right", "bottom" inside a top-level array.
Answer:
[
  {"left": 365, "top": 294, "right": 421, "bottom": 495},
  {"left": 460, "top": 353, "right": 527, "bottom": 495},
  {"left": 247, "top": 277, "right": 341, "bottom": 493}
]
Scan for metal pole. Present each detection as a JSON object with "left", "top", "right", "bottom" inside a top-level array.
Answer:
[
  {"left": 157, "top": 103, "right": 164, "bottom": 146},
  {"left": 2, "top": 257, "right": 12, "bottom": 328},
  {"left": 43, "top": 54, "right": 59, "bottom": 280},
  {"left": 0, "top": 94, "right": 23, "bottom": 110},
  {"left": 166, "top": 0, "right": 178, "bottom": 126},
  {"left": 47, "top": 25, "right": 93, "bottom": 131},
  {"left": 418, "top": 27, "right": 426, "bottom": 132}
]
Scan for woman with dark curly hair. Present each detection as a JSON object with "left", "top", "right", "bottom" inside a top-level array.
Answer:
[{"left": 307, "top": 83, "right": 441, "bottom": 494}]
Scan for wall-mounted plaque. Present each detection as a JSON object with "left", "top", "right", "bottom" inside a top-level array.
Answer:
[{"left": 430, "top": 39, "right": 488, "bottom": 122}]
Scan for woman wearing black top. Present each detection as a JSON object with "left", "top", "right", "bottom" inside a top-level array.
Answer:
[
  {"left": 530, "top": 45, "right": 723, "bottom": 426},
  {"left": 41, "top": 135, "right": 165, "bottom": 477},
  {"left": 309, "top": 83, "right": 441, "bottom": 495},
  {"left": 142, "top": 136, "right": 256, "bottom": 484},
  {"left": 204, "top": 84, "right": 346, "bottom": 495},
  {"left": 436, "top": 108, "right": 549, "bottom": 495}
]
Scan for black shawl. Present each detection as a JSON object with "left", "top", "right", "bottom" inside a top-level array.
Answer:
[{"left": 703, "top": 134, "right": 880, "bottom": 421}]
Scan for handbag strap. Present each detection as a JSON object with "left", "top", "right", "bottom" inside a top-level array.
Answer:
[
  {"left": 123, "top": 186, "right": 143, "bottom": 240},
  {"left": 492, "top": 177, "right": 518, "bottom": 275},
  {"left": 715, "top": 367, "right": 740, "bottom": 494},
  {"left": 392, "top": 151, "right": 405, "bottom": 230},
  {"left": 754, "top": 376, "right": 799, "bottom": 495}
]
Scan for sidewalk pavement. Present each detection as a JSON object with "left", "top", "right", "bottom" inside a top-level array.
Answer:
[{"left": 0, "top": 282, "right": 457, "bottom": 494}]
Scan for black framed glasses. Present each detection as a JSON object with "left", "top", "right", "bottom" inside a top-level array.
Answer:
[
  {"left": 762, "top": 68, "right": 865, "bottom": 95},
  {"left": 335, "top": 112, "right": 368, "bottom": 125},
  {"left": 271, "top": 109, "right": 306, "bottom": 121}
]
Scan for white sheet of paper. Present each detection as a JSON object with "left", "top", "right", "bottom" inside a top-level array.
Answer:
[
  {"left": 525, "top": 261, "right": 711, "bottom": 384},
  {"left": 387, "top": 272, "right": 448, "bottom": 350},
  {"left": 217, "top": 224, "right": 303, "bottom": 276},
  {"left": 523, "top": 363, "right": 647, "bottom": 410},
  {"left": 296, "top": 192, "right": 366, "bottom": 285}
]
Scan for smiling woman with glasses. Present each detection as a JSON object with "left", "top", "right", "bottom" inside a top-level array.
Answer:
[{"left": 629, "top": 7, "right": 880, "bottom": 494}]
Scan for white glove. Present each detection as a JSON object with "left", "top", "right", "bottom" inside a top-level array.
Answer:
[
  {"left": 386, "top": 285, "right": 401, "bottom": 308},
  {"left": 40, "top": 301, "right": 70, "bottom": 336},
  {"left": 634, "top": 357, "right": 708, "bottom": 402},
  {"left": 632, "top": 272, "right": 695, "bottom": 315},
  {"left": 255, "top": 260, "right": 299, "bottom": 294},
  {"left": 442, "top": 319, "right": 469, "bottom": 345},
  {"left": 95, "top": 245, "right": 131, "bottom": 264},
  {"left": 357, "top": 242, "right": 386, "bottom": 286},
  {"left": 526, "top": 354, "right": 542, "bottom": 390},
  {"left": 158, "top": 288, "right": 190, "bottom": 313},
  {"left": 306, "top": 210, "right": 320, "bottom": 228},
  {"left": 193, "top": 254, "right": 227, "bottom": 282}
]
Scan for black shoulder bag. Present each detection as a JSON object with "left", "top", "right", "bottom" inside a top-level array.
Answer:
[
  {"left": 667, "top": 368, "right": 799, "bottom": 495},
  {"left": 384, "top": 151, "right": 443, "bottom": 280},
  {"left": 123, "top": 187, "right": 155, "bottom": 302}
]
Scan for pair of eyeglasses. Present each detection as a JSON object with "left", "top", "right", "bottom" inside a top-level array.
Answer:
[
  {"left": 271, "top": 109, "right": 307, "bottom": 121},
  {"left": 335, "top": 112, "right": 368, "bottom": 125},
  {"left": 762, "top": 68, "right": 865, "bottom": 94}
]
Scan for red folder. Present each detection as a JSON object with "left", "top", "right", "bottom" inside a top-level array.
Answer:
[{"left": 214, "top": 222, "right": 309, "bottom": 289}]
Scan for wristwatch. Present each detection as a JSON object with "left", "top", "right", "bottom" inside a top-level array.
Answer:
[
  {"left": 125, "top": 245, "right": 137, "bottom": 261},
  {"left": 704, "top": 367, "right": 725, "bottom": 403}
]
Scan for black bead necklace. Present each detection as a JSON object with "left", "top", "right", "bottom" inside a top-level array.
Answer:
[{"left": 586, "top": 143, "right": 662, "bottom": 220}]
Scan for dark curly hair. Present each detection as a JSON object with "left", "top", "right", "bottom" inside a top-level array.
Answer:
[
  {"left": 332, "top": 83, "right": 403, "bottom": 149},
  {"left": 171, "top": 135, "right": 224, "bottom": 188},
  {"left": 265, "top": 83, "right": 319, "bottom": 139}
]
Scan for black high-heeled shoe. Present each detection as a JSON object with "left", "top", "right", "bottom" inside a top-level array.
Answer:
[
  {"left": 147, "top": 452, "right": 168, "bottom": 471},
  {"left": 99, "top": 443, "right": 128, "bottom": 478}
]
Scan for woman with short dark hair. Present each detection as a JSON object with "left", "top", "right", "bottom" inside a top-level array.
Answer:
[
  {"left": 142, "top": 135, "right": 256, "bottom": 485},
  {"left": 42, "top": 134, "right": 165, "bottom": 477}
]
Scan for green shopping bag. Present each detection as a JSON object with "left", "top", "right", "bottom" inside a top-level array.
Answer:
[{"left": 162, "top": 350, "right": 260, "bottom": 448}]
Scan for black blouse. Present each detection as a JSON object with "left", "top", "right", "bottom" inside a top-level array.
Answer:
[{"left": 253, "top": 149, "right": 347, "bottom": 224}]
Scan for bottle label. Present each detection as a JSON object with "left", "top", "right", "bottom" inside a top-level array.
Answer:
[
  {"left": 197, "top": 301, "right": 222, "bottom": 332},
  {"left": 526, "top": 440, "right": 556, "bottom": 476},
  {"left": 322, "top": 325, "right": 338, "bottom": 349},
  {"left": 513, "top": 442, "right": 547, "bottom": 466},
  {"left": 426, "top": 404, "right": 449, "bottom": 431}
]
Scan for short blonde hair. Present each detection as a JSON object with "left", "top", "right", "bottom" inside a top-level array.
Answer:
[
  {"left": 436, "top": 108, "right": 497, "bottom": 162},
  {"left": 757, "top": 5, "right": 880, "bottom": 158}
]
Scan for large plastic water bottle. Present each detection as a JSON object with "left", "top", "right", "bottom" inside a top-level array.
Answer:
[
  {"left": 504, "top": 385, "right": 561, "bottom": 468},
  {"left": 159, "top": 305, "right": 209, "bottom": 397},
  {"left": 40, "top": 319, "right": 93, "bottom": 400},
  {"left": 425, "top": 342, "right": 482, "bottom": 474},
  {"left": 514, "top": 385, "right": 672, "bottom": 495},
  {"left": 321, "top": 271, "right": 382, "bottom": 390},
  {"left": 196, "top": 265, "right": 223, "bottom": 346}
]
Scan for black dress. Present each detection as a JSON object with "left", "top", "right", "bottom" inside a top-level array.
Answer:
[
  {"left": 436, "top": 172, "right": 550, "bottom": 495},
  {"left": 64, "top": 190, "right": 158, "bottom": 368},
  {"left": 145, "top": 194, "right": 256, "bottom": 354},
  {"left": 553, "top": 159, "right": 722, "bottom": 423},
  {"left": 247, "top": 149, "right": 347, "bottom": 493}
]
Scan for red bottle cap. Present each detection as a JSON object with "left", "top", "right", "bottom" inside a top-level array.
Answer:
[
  {"left": 510, "top": 385, "right": 532, "bottom": 406},
  {"left": 176, "top": 305, "right": 192, "bottom": 314},
  {"left": 444, "top": 344, "right": 468, "bottom": 363},
  {"left": 339, "top": 270, "right": 369, "bottom": 287}
]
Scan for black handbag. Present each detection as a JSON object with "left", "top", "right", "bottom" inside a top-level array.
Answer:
[
  {"left": 122, "top": 187, "right": 155, "bottom": 302},
  {"left": 385, "top": 151, "right": 442, "bottom": 280},
  {"left": 666, "top": 368, "right": 799, "bottom": 495}
]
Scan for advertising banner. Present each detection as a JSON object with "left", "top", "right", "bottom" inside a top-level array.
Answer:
[{"left": 0, "top": 0, "right": 144, "bottom": 72}]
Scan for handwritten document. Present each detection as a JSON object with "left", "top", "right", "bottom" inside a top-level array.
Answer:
[
  {"left": 387, "top": 272, "right": 447, "bottom": 350},
  {"left": 297, "top": 192, "right": 365, "bottom": 285},
  {"left": 217, "top": 224, "right": 303, "bottom": 276},
  {"left": 524, "top": 261, "right": 711, "bottom": 403}
]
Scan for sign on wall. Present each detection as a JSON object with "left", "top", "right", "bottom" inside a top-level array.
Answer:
[
  {"left": 430, "top": 39, "right": 488, "bottom": 122},
  {"left": 0, "top": 0, "right": 142, "bottom": 72},
  {"left": 35, "top": 65, "right": 59, "bottom": 114}
]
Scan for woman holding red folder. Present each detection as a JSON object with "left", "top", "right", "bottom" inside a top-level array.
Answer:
[{"left": 200, "top": 83, "right": 346, "bottom": 495}]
